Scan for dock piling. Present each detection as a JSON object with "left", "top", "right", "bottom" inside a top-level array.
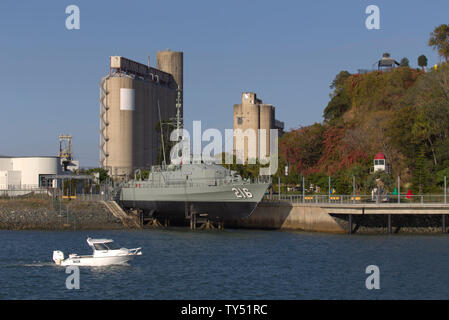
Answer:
[
  {"left": 443, "top": 214, "right": 446, "bottom": 233},
  {"left": 388, "top": 214, "right": 392, "bottom": 234},
  {"left": 348, "top": 214, "right": 352, "bottom": 235}
]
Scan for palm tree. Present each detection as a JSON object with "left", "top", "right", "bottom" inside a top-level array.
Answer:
[{"left": 428, "top": 24, "right": 449, "bottom": 63}]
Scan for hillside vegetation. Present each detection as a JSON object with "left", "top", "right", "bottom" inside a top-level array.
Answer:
[{"left": 279, "top": 63, "right": 449, "bottom": 194}]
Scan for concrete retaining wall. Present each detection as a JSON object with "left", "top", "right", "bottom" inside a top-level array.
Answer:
[
  {"left": 226, "top": 202, "right": 449, "bottom": 234},
  {"left": 225, "top": 202, "right": 346, "bottom": 233}
]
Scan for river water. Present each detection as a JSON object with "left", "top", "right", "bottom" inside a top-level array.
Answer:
[{"left": 0, "top": 228, "right": 448, "bottom": 299}]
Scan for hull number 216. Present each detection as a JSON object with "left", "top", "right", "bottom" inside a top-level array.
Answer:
[{"left": 232, "top": 188, "right": 253, "bottom": 199}]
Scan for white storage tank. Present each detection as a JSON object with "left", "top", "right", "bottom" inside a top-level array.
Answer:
[{"left": 11, "top": 156, "right": 61, "bottom": 188}]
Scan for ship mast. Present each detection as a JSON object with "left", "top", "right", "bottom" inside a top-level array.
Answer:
[
  {"left": 158, "top": 87, "right": 182, "bottom": 167},
  {"left": 157, "top": 100, "right": 166, "bottom": 166},
  {"left": 175, "top": 86, "right": 183, "bottom": 141}
]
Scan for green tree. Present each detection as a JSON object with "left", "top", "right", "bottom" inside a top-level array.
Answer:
[
  {"left": 429, "top": 24, "right": 449, "bottom": 62},
  {"left": 323, "top": 71, "right": 351, "bottom": 122},
  {"left": 323, "top": 90, "right": 351, "bottom": 122},
  {"left": 405, "top": 64, "right": 449, "bottom": 166},
  {"left": 85, "top": 168, "right": 109, "bottom": 183},
  {"left": 400, "top": 57, "right": 410, "bottom": 67},
  {"left": 386, "top": 105, "right": 418, "bottom": 163},
  {"left": 220, "top": 153, "right": 261, "bottom": 180},
  {"left": 436, "top": 167, "right": 449, "bottom": 187},
  {"left": 412, "top": 145, "right": 430, "bottom": 193},
  {"left": 366, "top": 170, "right": 394, "bottom": 193},
  {"left": 135, "top": 169, "right": 150, "bottom": 180},
  {"left": 330, "top": 70, "right": 351, "bottom": 91},
  {"left": 417, "top": 55, "right": 428, "bottom": 70}
]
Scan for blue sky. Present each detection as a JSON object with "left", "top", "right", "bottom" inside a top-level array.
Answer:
[{"left": 0, "top": 0, "right": 447, "bottom": 166}]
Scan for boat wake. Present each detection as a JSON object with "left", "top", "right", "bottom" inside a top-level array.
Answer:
[
  {"left": 0, "top": 261, "right": 56, "bottom": 268},
  {"left": 22, "top": 261, "right": 55, "bottom": 267}
]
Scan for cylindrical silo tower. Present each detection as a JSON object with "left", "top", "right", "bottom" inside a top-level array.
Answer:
[
  {"left": 156, "top": 50, "right": 183, "bottom": 113},
  {"left": 259, "top": 104, "right": 274, "bottom": 159},
  {"left": 103, "top": 76, "right": 135, "bottom": 178},
  {"left": 101, "top": 55, "right": 179, "bottom": 179},
  {"left": 233, "top": 92, "right": 260, "bottom": 163}
]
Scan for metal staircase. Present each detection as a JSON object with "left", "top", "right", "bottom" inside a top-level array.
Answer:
[{"left": 102, "top": 200, "right": 141, "bottom": 229}]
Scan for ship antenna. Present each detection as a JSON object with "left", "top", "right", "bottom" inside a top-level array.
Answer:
[
  {"left": 175, "top": 86, "right": 182, "bottom": 141},
  {"left": 157, "top": 100, "right": 167, "bottom": 166}
]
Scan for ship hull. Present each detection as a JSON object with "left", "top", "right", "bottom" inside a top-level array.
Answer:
[{"left": 119, "top": 183, "right": 269, "bottom": 222}]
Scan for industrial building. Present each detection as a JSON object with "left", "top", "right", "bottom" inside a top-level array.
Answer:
[
  {"left": 0, "top": 156, "right": 62, "bottom": 189},
  {"left": 59, "top": 134, "right": 79, "bottom": 172},
  {"left": 100, "top": 50, "right": 183, "bottom": 179},
  {"left": 233, "top": 92, "right": 284, "bottom": 163}
]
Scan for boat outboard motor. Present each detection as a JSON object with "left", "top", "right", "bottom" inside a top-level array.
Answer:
[{"left": 53, "top": 250, "right": 65, "bottom": 265}]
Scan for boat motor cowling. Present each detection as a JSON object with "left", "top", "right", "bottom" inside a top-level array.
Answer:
[{"left": 53, "top": 250, "right": 65, "bottom": 265}]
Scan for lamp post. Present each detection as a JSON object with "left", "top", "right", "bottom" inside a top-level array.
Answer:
[
  {"left": 302, "top": 175, "right": 305, "bottom": 203},
  {"left": 444, "top": 176, "right": 446, "bottom": 204},
  {"left": 278, "top": 176, "right": 281, "bottom": 202},
  {"left": 353, "top": 176, "right": 356, "bottom": 204}
]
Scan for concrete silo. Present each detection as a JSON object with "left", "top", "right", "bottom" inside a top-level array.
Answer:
[
  {"left": 101, "top": 76, "right": 135, "bottom": 177},
  {"left": 100, "top": 55, "right": 180, "bottom": 179},
  {"left": 259, "top": 104, "right": 274, "bottom": 159},
  {"left": 233, "top": 92, "right": 260, "bottom": 163},
  {"left": 156, "top": 50, "right": 183, "bottom": 112},
  {"left": 233, "top": 92, "right": 283, "bottom": 164}
]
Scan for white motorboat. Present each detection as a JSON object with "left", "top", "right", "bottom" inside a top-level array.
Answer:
[{"left": 53, "top": 237, "right": 142, "bottom": 266}]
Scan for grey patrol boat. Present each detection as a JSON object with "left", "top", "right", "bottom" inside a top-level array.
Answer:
[
  {"left": 119, "top": 163, "right": 270, "bottom": 222},
  {"left": 118, "top": 91, "right": 271, "bottom": 223}
]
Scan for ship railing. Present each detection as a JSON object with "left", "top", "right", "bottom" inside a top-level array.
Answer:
[{"left": 123, "top": 176, "right": 271, "bottom": 188}]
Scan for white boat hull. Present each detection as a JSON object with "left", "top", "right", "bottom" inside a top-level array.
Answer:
[
  {"left": 59, "top": 254, "right": 137, "bottom": 266},
  {"left": 53, "top": 242, "right": 142, "bottom": 267}
]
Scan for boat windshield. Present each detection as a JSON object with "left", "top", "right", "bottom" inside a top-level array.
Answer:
[
  {"left": 93, "top": 242, "right": 121, "bottom": 250},
  {"left": 93, "top": 243, "right": 109, "bottom": 251},
  {"left": 105, "top": 242, "right": 121, "bottom": 250}
]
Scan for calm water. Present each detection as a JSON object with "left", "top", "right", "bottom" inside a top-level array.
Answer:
[{"left": 0, "top": 228, "right": 449, "bottom": 299}]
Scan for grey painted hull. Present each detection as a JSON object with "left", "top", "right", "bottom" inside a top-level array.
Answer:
[{"left": 119, "top": 182, "right": 270, "bottom": 221}]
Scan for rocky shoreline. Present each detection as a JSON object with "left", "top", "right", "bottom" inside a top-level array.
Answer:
[{"left": 0, "top": 199, "right": 125, "bottom": 230}]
